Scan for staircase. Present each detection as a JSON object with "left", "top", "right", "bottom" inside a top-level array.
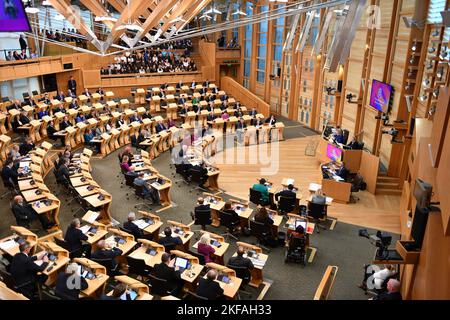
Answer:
[{"left": 376, "top": 174, "right": 402, "bottom": 195}]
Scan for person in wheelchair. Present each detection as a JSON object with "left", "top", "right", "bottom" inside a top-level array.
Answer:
[
  {"left": 359, "top": 264, "right": 396, "bottom": 292},
  {"left": 285, "top": 224, "right": 308, "bottom": 264}
]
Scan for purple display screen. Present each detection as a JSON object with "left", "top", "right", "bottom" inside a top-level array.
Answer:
[
  {"left": 369, "top": 80, "right": 392, "bottom": 113},
  {"left": 0, "top": 0, "right": 31, "bottom": 32},
  {"left": 326, "top": 143, "right": 343, "bottom": 162}
]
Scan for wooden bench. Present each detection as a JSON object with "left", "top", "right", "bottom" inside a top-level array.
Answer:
[{"left": 313, "top": 265, "right": 338, "bottom": 300}]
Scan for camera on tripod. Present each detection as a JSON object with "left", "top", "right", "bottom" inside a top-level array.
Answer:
[{"left": 359, "top": 229, "right": 392, "bottom": 259}]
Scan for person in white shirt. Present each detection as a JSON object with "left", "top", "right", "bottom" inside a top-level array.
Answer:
[{"left": 360, "top": 264, "right": 396, "bottom": 291}]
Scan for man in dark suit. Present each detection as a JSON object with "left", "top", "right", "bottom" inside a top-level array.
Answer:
[
  {"left": 275, "top": 184, "right": 296, "bottom": 202},
  {"left": 91, "top": 240, "right": 123, "bottom": 271},
  {"left": 19, "top": 35, "right": 28, "bottom": 52},
  {"left": 64, "top": 218, "right": 91, "bottom": 258},
  {"left": 55, "top": 91, "right": 65, "bottom": 101},
  {"left": 372, "top": 279, "right": 402, "bottom": 300},
  {"left": 192, "top": 197, "right": 211, "bottom": 225},
  {"left": 7, "top": 99, "right": 21, "bottom": 111},
  {"left": 153, "top": 252, "right": 183, "bottom": 295},
  {"left": 227, "top": 246, "right": 254, "bottom": 270},
  {"left": 10, "top": 242, "right": 49, "bottom": 298},
  {"left": 11, "top": 195, "right": 53, "bottom": 230},
  {"left": 159, "top": 227, "right": 182, "bottom": 248},
  {"left": 19, "top": 111, "right": 31, "bottom": 125},
  {"left": 196, "top": 269, "right": 224, "bottom": 300},
  {"left": 59, "top": 116, "right": 71, "bottom": 131},
  {"left": 1, "top": 159, "right": 19, "bottom": 185},
  {"left": 265, "top": 114, "right": 277, "bottom": 126},
  {"left": 68, "top": 76, "right": 77, "bottom": 95},
  {"left": 178, "top": 96, "right": 187, "bottom": 105},
  {"left": 335, "top": 162, "right": 349, "bottom": 181},
  {"left": 56, "top": 157, "right": 71, "bottom": 185},
  {"left": 19, "top": 137, "right": 34, "bottom": 156},
  {"left": 55, "top": 262, "right": 88, "bottom": 300},
  {"left": 123, "top": 212, "right": 152, "bottom": 241},
  {"left": 155, "top": 121, "right": 167, "bottom": 133},
  {"left": 189, "top": 163, "right": 208, "bottom": 188},
  {"left": 130, "top": 112, "right": 142, "bottom": 123}
]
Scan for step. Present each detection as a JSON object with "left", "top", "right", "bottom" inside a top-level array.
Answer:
[
  {"left": 376, "top": 189, "right": 403, "bottom": 196},
  {"left": 376, "top": 181, "right": 400, "bottom": 189},
  {"left": 377, "top": 176, "right": 400, "bottom": 183}
]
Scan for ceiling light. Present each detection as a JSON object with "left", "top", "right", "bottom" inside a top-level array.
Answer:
[
  {"left": 25, "top": 7, "right": 40, "bottom": 14},
  {"left": 170, "top": 17, "right": 186, "bottom": 24},
  {"left": 95, "top": 16, "right": 118, "bottom": 22},
  {"left": 205, "top": 7, "right": 222, "bottom": 15},
  {"left": 200, "top": 14, "right": 212, "bottom": 21},
  {"left": 115, "top": 23, "right": 144, "bottom": 32},
  {"left": 232, "top": 10, "right": 247, "bottom": 16},
  {"left": 54, "top": 13, "right": 65, "bottom": 21}
]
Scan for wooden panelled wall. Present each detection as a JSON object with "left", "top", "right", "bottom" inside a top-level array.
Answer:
[{"left": 233, "top": 0, "right": 432, "bottom": 182}]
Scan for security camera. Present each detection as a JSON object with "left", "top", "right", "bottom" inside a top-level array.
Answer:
[
  {"left": 346, "top": 93, "right": 356, "bottom": 103},
  {"left": 325, "top": 87, "right": 336, "bottom": 95}
]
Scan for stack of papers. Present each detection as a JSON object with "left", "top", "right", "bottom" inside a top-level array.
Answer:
[
  {"left": 0, "top": 239, "right": 18, "bottom": 251},
  {"left": 85, "top": 212, "right": 100, "bottom": 223},
  {"left": 309, "top": 183, "right": 322, "bottom": 191},
  {"left": 151, "top": 182, "right": 161, "bottom": 188},
  {"left": 133, "top": 219, "right": 151, "bottom": 229},
  {"left": 19, "top": 161, "right": 30, "bottom": 168},
  {"left": 79, "top": 225, "right": 91, "bottom": 234},
  {"left": 286, "top": 178, "right": 295, "bottom": 185}
]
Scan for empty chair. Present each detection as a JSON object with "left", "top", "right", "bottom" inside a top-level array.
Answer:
[
  {"left": 126, "top": 256, "right": 152, "bottom": 278},
  {"left": 249, "top": 220, "right": 271, "bottom": 252},
  {"left": 307, "top": 202, "right": 327, "bottom": 233},
  {"left": 188, "top": 250, "right": 206, "bottom": 265},
  {"left": 193, "top": 208, "right": 212, "bottom": 231},
  {"left": 147, "top": 274, "right": 176, "bottom": 296},
  {"left": 90, "top": 257, "right": 120, "bottom": 276},
  {"left": 185, "top": 290, "right": 208, "bottom": 300},
  {"left": 54, "top": 238, "right": 84, "bottom": 259}
]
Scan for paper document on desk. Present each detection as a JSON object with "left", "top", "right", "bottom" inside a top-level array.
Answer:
[
  {"left": 19, "top": 162, "right": 30, "bottom": 168},
  {"left": 326, "top": 197, "right": 333, "bottom": 204},
  {"left": 309, "top": 183, "right": 322, "bottom": 191},
  {"left": 85, "top": 212, "right": 100, "bottom": 224},
  {"left": 79, "top": 225, "right": 91, "bottom": 234},
  {"left": 133, "top": 219, "right": 150, "bottom": 230},
  {"left": 286, "top": 178, "right": 295, "bottom": 186},
  {"left": 151, "top": 182, "right": 161, "bottom": 189},
  {"left": 0, "top": 239, "right": 17, "bottom": 251},
  {"left": 333, "top": 175, "right": 344, "bottom": 182},
  {"left": 34, "top": 260, "right": 44, "bottom": 267}
]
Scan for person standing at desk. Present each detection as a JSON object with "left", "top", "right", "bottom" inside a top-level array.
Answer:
[
  {"left": 275, "top": 184, "right": 296, "bottom": 202},
  {"left": 236, "top": 117, "right": 246, "bottom": 143},
  {"left": 197, "top": 233, "right": 215, "bottom": 263},
  {"left": 196, "top": 269, "right": 224, "bottom": 300},
  {"left": 55, "top": 262, "right": 88, "bottom": 300},
  {"left": 64, "top": 218, "right": 91, "bottom": 258},
  {"left": 10, "top": 242, "right": 49, "bottom": 299},
  {"left": 153, "top": 252, "right": 183, "bottom": 295},
  {"left": 252, "top": 178, "right": 270, "bottom": 206},
  {"left": 68, "top": 76, "right": 77, "bottom": 95}
]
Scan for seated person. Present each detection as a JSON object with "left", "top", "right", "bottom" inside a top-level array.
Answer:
[
  {"left": 310, "top": 189, "right": 326, "bottom": 205},
  {"left": 274, "top": 184, "right": 296, "bottom": 202},
  {"left": 75, "top": 113, "right": 86, "bottom": 123},
  {"left": 288, "top": 224, "right": 309, "bottom": 251},
  {"left": 56, "top": 157, "right": 71, "bottom": 185},
  {"left": 18, "top": 137, "right": 34, "bottom": 156},
  {"left": 120, "top": 155, "right": 135, "bottom": 173},
  {"left": 37, "top": 109, "right": 49, "bottom": 119},
  {"left": 159, "top": 227, "right": 182, "bottom": 249},
  {"left": 91, "top": 240, "right": 123, "bottom": 271},
  {"left": 371, "top": 279, "right": 402, "bottom": 300},
  {"left": 197, "top": 233, "right": 215, "bottom": 263},
  {"left": 133, "top": 172, "right": 160, "bottom": 204},
  {"left": 46, "top": 121, "right": 57, "bottom": 141},
  {"left": 194, "top": 197, "right": 210, "bottom": 214},
  {"left": 251, "top": 178, "right": 270, "bottom": 205},
  {"left": 189, "top": 162, "right": 209, "bottom": 188},
  {"left": 155, "top": 121, "right": 167, "bottom": 133},
  {"left": 130, "top": 112, "right": 142, "bottom": 123},
  {"left": 10, "top": 242, "right": 49, "bottom": 298},
  {"left": 359, "top": 264, "right": 396, "bottom": 291},
  {"left": 254, "top": 206, "right": 276, "bottom": 240},
  {"left": 227, "top": 246, "right": 254, "bottom": 275},
  {"left": 11, "top": 195, "right": 53, "bottom": 230},
  {"left": 265, "top": 114, "right": 277, "bottom": 126},
  {"left": 196, "top": 269, "right": 224, "bottom": 300},
  {"left": 153, "top": 252, "right": 183, "bottom": 296},
  {"left": 334, "top": 162, "right": 349, "bottom": 181},
  {"left": 100, "top": 283, "right": 129, "bottom": 300},
  {"left": 59, "top": 116, "right": 71, "bottom": 131},
  {"left": 222, "top": 201, "right": 240, "bottom": 224},
  {"left": 123, "top": 211, "right": 153, "bottom": 241},
  {"left": 333, "top": 127, "right": 344, "bottom": 144},
  {"left": 64, "top": 218, "right": 91, "bottom": 258},
  {"left": 55, "top": 262, "right": 88, "bottom": 300}
]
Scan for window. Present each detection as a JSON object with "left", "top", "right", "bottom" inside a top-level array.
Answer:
[
  {"left": 427, "top": 0, "right": 446, "bottom": 24},
  {"left": 256, "top": 5, "right": 269, "bottom": 84},
  {"left": 243, "top": 1, "right": 253, "bottom": 86}
]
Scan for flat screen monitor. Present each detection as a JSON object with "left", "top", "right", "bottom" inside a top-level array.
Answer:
[
  {"left": 0, "top": 0, "right": 31, "bottom": 32},
  {"left": 369, "top": 80, "right": 392, "bottom": 113},
  {"left": 411, "top": 205, "right": 429, "bottom": 249},
  {"left": 174, "top": 257, "right": 188, "bottom": 269},
  {"left": 294, "top": 219, "right": 307, "bottom": 230},
  {"left": 326, "top": 143, "right": 343, "bottom": 162}
]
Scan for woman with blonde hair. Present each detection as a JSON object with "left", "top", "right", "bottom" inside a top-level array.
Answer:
[{"left": 197, "top": 233, "right": 215, "bottom": 263}]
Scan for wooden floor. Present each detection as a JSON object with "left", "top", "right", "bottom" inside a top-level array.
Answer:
[{"left": 212, "top": 136, "right": 401, "bottom": 234}]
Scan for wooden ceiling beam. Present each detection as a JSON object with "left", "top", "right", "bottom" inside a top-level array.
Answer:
[
  {"left": 79, "top": 0, "right": 115, "bottom": 30},
  {"left": 159, "top": 0, "right": 199, "bottom": 34},
  {"left": 174, "top": 0, "right": 213, "bottom": 32}
]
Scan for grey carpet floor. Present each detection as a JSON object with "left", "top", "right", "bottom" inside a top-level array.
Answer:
[{"left": 0, "top": 118, "right": 398, "bottom": 300}]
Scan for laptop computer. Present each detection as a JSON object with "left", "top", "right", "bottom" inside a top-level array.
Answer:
[{"left": 174, "top": 257, "right": 190, "bottom": 272}]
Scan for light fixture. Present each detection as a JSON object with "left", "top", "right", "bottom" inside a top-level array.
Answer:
[
  {"left": 42, "top": 0, "right": 52, "bottom": 6},
  {"left": 439, "top": 46, "right": 448, "bottom": 60},
  {"left": 402, "top": 16, "right": 424, "bottom": 28},
  {"left": 437, "top": 68, "right": 444, "bottom": 78},
  {"left": 411, "top": 41, "right": 417, "bottom": 52},
  {"left": 433, "top": 88, "right": 440, "bottom": 98},
  {"left": 199, "top": 14, "right": 212, "bottom": 21},
  {"left": 409, "top": 56, "right": 415, "bottom": 64},
  {"left": 204, "top": 5, "right": 222, "bottom": 15},
  {"left": 423, "top": 79, "right": 430, "bottom": 87},
  {"left": 115, "top": 22, "right": 144, "bottom": 32},
  {"left": 232, "top": 10, "right": 247, "bottom": 16},
  {"left": 95, "top": 16, "right": 118, "bottom": 22},
  {"left": 426, "top": 61, "right": 434, "bottom": 69},
  {"left": 170, "top": 17, "right": 186, "bottom": 24},
  {"left": 432, "top": 29, "right": 440, "bottom": 37},
  {"left": 428, "top": 46, "right": 436, "bottom": 54},
  {"left": 25, "top": 7, "right": 40, "bottom": 14},
  {"left": 419, "top": 94, "right": 428, "bottom": 102}
]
